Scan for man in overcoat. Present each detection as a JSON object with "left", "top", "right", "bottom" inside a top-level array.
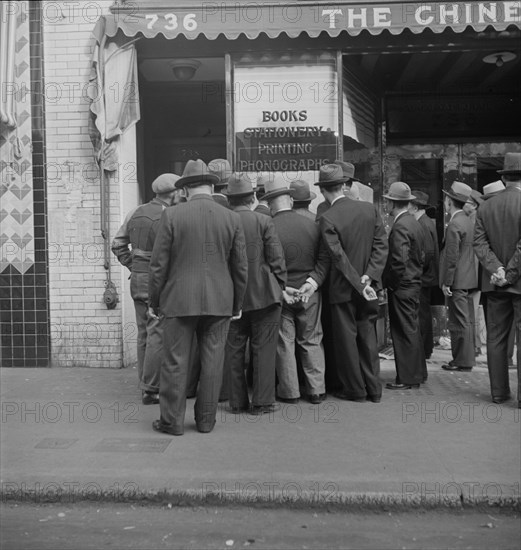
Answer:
[{"left": 148, "top": 159, "right": 248, "bottom": 435}]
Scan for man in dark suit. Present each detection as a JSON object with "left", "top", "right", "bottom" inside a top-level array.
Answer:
[
  {"left": 268, "top": 178, "right": 330, "bottom": 404},
  {"left": 209, "top": 158, "right": 232, "bottom": 209},
  {"left": 315, "top": 160, "right": 354, "bottom": 220},
  {"left": 408, "top": 190, "right": 439, "bottom": 361},
  {"left": 112, "top": 173, "right": 179, "bottom": 405},
  {"left": 223, "top": 173, "right": 287, "bottom": 415},
  {"left": 148, "top": 159, "right": 248, "bottom": 435},
  {"left": 383, "top": 182, "right": 426, "bottom": 390},
  {"left": 317, "top": 164, "right": 388, "bottom": 402},
  {"left": 290, "top": 180, "right": 316, "bottom": 221},
  {"left": 439, "top": 181, "right": 478, "bottom": 373},
  {"left": 474, "top": 152, "right": 521, "bottom": 407}
]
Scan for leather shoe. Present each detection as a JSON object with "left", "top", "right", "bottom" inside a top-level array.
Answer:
[
  {"left": 385, "top": 383, "right": 420, "bottom": 390},
  {"left": 492, "top": 396, "right": 511, "bottom": 404},
  {"left": 250, "top": 403, "right": 281, "bottom": 415},
  {"left": 332, "top": 391, "right": 366, "bottom": 402},
  {"left": 196, "top": 423, "right": 215, "bottom": 434},
  {"left": 142, "top": 392, "right": 159, "bottom": 405},
  {"left": 152, "top": 419, "right": 183, "bottom": 436},
  {"left": 308, "top": 393, "right": 326, "bottom": 404},
  {"left": 441, "top": 363, "right": 459, "bottom": 371},
  {"left": 366, "top": 395, "right": 381, "bottom": 403},
  {"left": 276, "top": 396, "right": 299, "bottom": 404}
]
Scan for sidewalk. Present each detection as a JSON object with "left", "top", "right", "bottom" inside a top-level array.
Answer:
[{"left": 1, "top": 346, "right": 519, "bottom": 510}]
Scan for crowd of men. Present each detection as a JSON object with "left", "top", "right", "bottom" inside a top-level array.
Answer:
[{"left": 112, "top": 152, "right": 521, "bottom": 436}]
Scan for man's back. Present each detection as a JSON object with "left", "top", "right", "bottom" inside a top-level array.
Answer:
[
  {"left": 417, "top": 213, "right": 439, "bottom": 287},
  {"left": 149, "top": 194, "right": 247, "bottom": 317}
]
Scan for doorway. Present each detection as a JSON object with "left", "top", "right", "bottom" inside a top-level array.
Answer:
[{"left": 138, "top": 57, "right": 226, "bottom": 202}]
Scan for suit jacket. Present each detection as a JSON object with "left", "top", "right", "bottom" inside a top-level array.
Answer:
[
  {"left": 319, "top": 196, "right": 388, "bottom": 303},
  {"left": 254, "top": 203, "right": 271, "bottom": 216},
  {"left": 272, "top": 210, "right": 330, "bottom": 289},
  {"left": 293, "top": 206, "right": 316, "bottom": 221},
  {"left": 473, "top": 185, "right": 521, "bottom": 294},
  {"left": 315, "top": 200, "right": 329, "bottom": 221},
  {"left": 212, "top": 193, "right": 232, "bottom": 210},
  {"left": 439, "top": 210, "right": 477, "bottom": 289},
  {"left": 233, "top": 207, "right": 286, "bottom": 311},
  {"left": 148, "top": 194, "right": 248, "bottom": 317},
  {"left": 417, "top": 212, "right": 439, "bottom": 287},
  {"left": 383, "top": 211, "right": 425, "bottom": 291}
]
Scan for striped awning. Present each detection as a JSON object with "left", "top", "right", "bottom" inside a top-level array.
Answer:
[{"left": 103, "top": 1, "right": 521, "bottom": 40}]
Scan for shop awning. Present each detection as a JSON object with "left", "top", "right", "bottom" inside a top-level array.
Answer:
[{"left": 104, "top": 0, "right": 521, "bottom": 40}]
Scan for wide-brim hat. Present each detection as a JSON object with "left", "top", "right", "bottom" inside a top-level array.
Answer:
[
  {"left": 333, "top": 160, "right": 355, "bottom": 182},
  {"left": 290, "top": 179, "right": 316, "bottom": 202},
  {"left": 208, "top": 158, "right": 232, "bottom": 189},
  {"left": 497, "top": 152, "right": 521, "bottom": 175},
  {"left": 314, "top": 164, "right": 346, "bottom": 188},
  {"left": 483, "top": 180, "right": 506, "bottom": 198},
  {"left": 223, "top": 172, "right": 255, "bottom": 197},
  {"left": 382, "top": 181, "right": 416, "bottom": 201},
  {"left": 263, "top": 173, "right": 295, "bottom": 201},
  {"left": 442, "top": 181, "right": 472, "bottom": 203},
  {"left": 151, "top": 173, "right": 180, "bottom": 194},
  {"left": 410, "top": 189, "right": 431, "bottom": 208},
  {"left": 175, "top": 159, "right": 219, "bottom": 189}
]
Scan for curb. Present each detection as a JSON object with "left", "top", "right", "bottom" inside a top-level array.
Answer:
[{"left": 1, "top": 488, "right": 519, "bottom": 512}]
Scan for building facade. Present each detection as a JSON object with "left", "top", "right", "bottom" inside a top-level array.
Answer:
[{"left": 1, "top": 0, "right": 520, "bottom": 367}]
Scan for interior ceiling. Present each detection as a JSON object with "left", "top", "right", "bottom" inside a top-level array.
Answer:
[{"left": 136, "top": 27, "right": 521, "bottom": 96}]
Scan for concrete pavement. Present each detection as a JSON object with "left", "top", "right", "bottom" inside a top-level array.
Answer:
[{"left": 1, "top": 346, "right": 519, "bottom": 509}]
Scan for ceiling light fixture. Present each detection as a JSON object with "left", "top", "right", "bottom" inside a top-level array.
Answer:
[
  {"left": 170, "top": 59, "right": 201, "bottom": 81},
  {"left": 482, "top": 51, "right": 516, "bottom": 68}
]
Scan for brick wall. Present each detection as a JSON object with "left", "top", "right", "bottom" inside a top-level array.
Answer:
[{"left": 43, "top": 1, "right": 128, "bottom": 367}]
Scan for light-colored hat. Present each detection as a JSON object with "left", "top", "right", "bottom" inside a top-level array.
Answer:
[
  {"left": 483, "top": 180, "right": 506, "bottom": 197},
  {"left": 442, "top": 181, "right": 472, "bottom": 203},
  {"left": 208, "top": 158, "right": 232, "bottom": 188},
  {"left": 263, "top": 173, "right": 295, "bottom": 201},
  {"left": 151, "top": 173, "right": 180, "bottom": 194},
  {"left": 223, "top": 172, "right": 255, "bottom": 197},
  {"left": 410, "top": 190, "right": 431, "bottom": 208},
  {"left": 382, "top": 181, "right": 416, "bottom": 201},
  {"left": 175, "top": 159, "right": 219, "bottom": 189},
  {"left": 314, "top": 164, "right": 346, "bottom": 188},
  {"left": 290, "top": 180, "right": 316, "bottom": 202},
  {"left": 497, "top": 152, "right": 521, "bottom": 175}
]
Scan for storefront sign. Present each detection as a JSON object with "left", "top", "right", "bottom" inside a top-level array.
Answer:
[
  {"left": 386, "top": 94, "right": 521, "bottom": 141},
  {"left": 105, "top": 2, "right": 521, "bottom": 40},
  {"left": 233, "top": 61, "right": 338, "bottom": 172}
]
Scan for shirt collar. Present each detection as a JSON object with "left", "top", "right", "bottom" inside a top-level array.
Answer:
[
  {"left": 331, "top": 195, "right": 346, "bottom": 206},
  {"left": 394, "top": 210, "right": 408, "bottom": 222},
  {"left": 450, "top": 209, "right": 463, "bottom": 221}
]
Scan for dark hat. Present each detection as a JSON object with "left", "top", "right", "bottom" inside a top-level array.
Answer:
[
  {"left": 497, "top": 152, "right": 521, "bottom": 175},
  {"left": 314, "top": 164, "right": 346, "bottom": 188},
  {"left": 333, "top": 160, "right": 355, "bottom": 182},
  {"left": 442, "top": 181, "right": 472, "bottom": 203},
  {"left": 263, "top": 173, "right": 295, "bottom": 201},
  {"left": 410, "top": 190, "right": 431, "bottom": 208},
  {"left": 223, "top": 172, "right": 255, "bottom": 197},
  {"left": 175, "top": 159, "right": 219, "bottom": 189},
  {"left": 151, "top": 173, "right": 180, "bottom": 194},
  {"left": 382, "top": 181, "right": 416, "bottom": 201},
  {"left": 467, "top": 189, "right": 484, "bottom": 206},
  {"left": 208, "top": 158, "right": 232, "bottom": 189},
  {"left": 483, "top": 180, "right": 506, "bottom": 197},
  {"left": 290, "top": 180, "right": 316, "bottom": 202}
]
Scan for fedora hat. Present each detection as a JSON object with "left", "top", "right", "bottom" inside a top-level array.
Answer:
[
  {"left": 175, "top": 159, "right": 219, "bottom": 189},
  {"left": 223, "top": 172, "right": 255, "bottom": 197},
  {"left": 314, "top": 164, "right": 346, "bottom": 187},
  {"left": 208, "top": 158, "right": 232, "bottom": 189},
  {"left": 382, "top": 181, "right": 416, "bottom": 201},
  {"left": 410, "top": 190, "right": 431, "bottom": 208},
  {"left": 151, "top": 173, "right": 180, "bottom": 194},
  {"left": 483, "top": 180, "right": 506, "bottom": 197},
  {"left": 467, "top": 189, "right": 484, "bottom": 206},
  {"left": 497, "top": 152, "right": 521, "bottom": 175},
  {"left": 290, "top": 180, "right": 316, "bottom": 202},
  {"left": 442, "top": 181, "right": 472, "bottom": 203},
  {"left": 333, "top": 160, "right": 355, "bottom": 182},
  {"left": 263, "top": 173, "right": 295, "bottom": 201}
]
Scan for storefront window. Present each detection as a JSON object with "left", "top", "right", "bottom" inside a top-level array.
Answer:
[{"left": 231, "top": 51, "right": 339, "bottom": 173}]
